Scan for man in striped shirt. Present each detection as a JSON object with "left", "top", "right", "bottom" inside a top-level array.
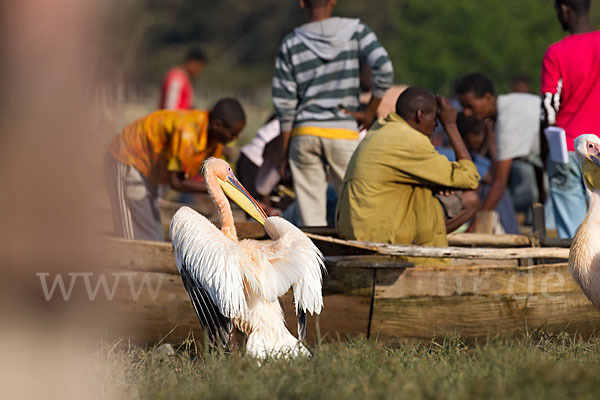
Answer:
[{"left": 272, "top": 0, "right": 394, "bottom": 227}]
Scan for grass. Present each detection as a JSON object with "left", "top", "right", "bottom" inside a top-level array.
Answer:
[{"left": 92, "top": 332, "right": 600, "bottom": 400}]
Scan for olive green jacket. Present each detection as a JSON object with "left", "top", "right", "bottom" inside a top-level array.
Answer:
[{"left": 335, "top": 113, "right": 480, "bottom": 263}]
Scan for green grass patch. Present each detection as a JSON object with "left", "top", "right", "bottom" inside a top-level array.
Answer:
[{"left": 93, "top": 333, "right": 600, "bottom": 400}]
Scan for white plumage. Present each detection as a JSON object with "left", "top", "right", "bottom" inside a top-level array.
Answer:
[
  {"left": 570, "top": 134, "right": 600, "bottom": 310},
  {"left": 169, "top": 158, "right": 325, "bottom": 358}
]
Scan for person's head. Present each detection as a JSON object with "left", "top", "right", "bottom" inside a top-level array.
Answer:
[
  {"left": 209, "top": 98, "right": 246, "bottom": 144},
  {"left": 455, "top": 73, "right": 497, "bottom": 120},
  {"left": 395, "top": 86, "right": 438, "bottom": 136},
  {"left": 299, "top": 0, "right": 336, "bottom": 18},
  {"left": 183, "top": 49, "right": 207, "bottom": 78},
  {"left": 510, "top": 74, "right": 532, "bottom": 93},
  {"left": 555, "top": 0, "right": 591, "bottom": 31},
  {"left": 457, "top": 112, "right": 487, "bottom": 153}
]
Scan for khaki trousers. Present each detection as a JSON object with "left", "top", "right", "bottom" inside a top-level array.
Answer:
[{"left": 289, "top": 135, "right": 358, "bottom": 227}]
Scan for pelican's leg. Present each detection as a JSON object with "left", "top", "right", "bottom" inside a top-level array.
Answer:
[
  {"left": 226, "top": 324, "right": 248, "bottom": 354},
  {"left": 297, "top": 309, "right": 307, "bottom": 341}
]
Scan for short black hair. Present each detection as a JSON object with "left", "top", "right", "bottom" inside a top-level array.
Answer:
[
  {"left": 211, "top": 98, "right": 246, "bottom": 127},
  {"left": 511, "top": 74, "right": 531, "bottom": 86},
  {"left": 457, "top": 112, "right": 486, "bottom": 139},
  {"left": 395, "top": 86, "right": 436, "bottom": 120},
  {"left": 556, "top": 0, "right": 591, "bottom": 14},
  {"left": 455, "top": 73, "right": 495, "bottom": 98},
  {"left": 185, "top": 49, "right": 207, "bottom": 63},
  {"left": 304, "top": 0, "right": 330, "bottom": 7}
]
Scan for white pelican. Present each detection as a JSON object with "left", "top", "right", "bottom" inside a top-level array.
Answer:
[
  {"left": 169, "top": 157, "right": 325, "bottom": 358},
  {"left": 569, "top": 134, "right": 600, "bottom": 309}
]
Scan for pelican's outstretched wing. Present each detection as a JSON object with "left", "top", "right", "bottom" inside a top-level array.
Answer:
[
  {"left": 178, "top": 259, "right": 232, "bottom": 346},
  {"left": 170, "top": 206, "right": 253, "bottom": 325},
  {"left": 242, "top": 216, "right": 325, "bottom": 315}
]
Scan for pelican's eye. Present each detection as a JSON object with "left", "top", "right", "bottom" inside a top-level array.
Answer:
[
  {"left": 589, "top": 143, "right": 594, "bottom": 149},
  {"left": 226, "top": 167, "right": 235, "bottom": 179}
]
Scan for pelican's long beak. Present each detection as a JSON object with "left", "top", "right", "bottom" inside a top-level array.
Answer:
[
  {"left": 583, "top": 153, "right": 600, "bottom": 191},
  {"left": 217, "top": 171, "right": 268, "bottom": 225}
]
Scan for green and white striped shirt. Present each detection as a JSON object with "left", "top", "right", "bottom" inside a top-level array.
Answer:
[{"left": 272, "top": 17, "right": 394, "bottom": 134}]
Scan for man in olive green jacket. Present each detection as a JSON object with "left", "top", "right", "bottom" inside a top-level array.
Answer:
[{"left": 336, "top": 87, "right": 480, "bottom": 264}]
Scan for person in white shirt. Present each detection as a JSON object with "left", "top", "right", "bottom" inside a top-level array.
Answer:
[
  {"left": 236, "top": 116, "right": 282, "bottom": 215},
  {"left": 456, "top": 73, "right": 542, "bottom": 232}
]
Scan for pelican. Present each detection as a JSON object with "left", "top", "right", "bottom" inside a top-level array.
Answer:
[
  {"left": 569, "top": 134, "right": 600, "bottom": 310},
  {"left": 169, "top": 157, "right": 325, "bottom": 358}
]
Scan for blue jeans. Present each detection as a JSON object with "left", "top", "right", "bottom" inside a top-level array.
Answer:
[
  {"left": 547, "top": 152, "right": 587, "bottom": 238},
  {"left": 508, "top": 160, "right": 538, "bottom": 215}
]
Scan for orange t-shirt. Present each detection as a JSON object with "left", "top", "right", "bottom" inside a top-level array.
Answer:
[{"left": 108, "top": 110, "right": 222, "bottom": 184}]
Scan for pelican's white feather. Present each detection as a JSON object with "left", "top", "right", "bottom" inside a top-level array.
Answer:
[
  {"left": 170, "top": 206, "right": 253, "bottom": 319},
  {"left": 257, "top": 217, "right": 325, "bottom": 315}
]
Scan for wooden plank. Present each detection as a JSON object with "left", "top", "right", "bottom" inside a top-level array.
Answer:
[
  {"left": 540, "top": 237, "right": 572, "bottom": 248},
  {"left": 374, "top": 263, "right": 580, "bottom": 298},
  {"left": 301, "top": 227, "right": 338, "bottom": 236},
  {"left": 281, "top": 292, "right": 371, "bottom": 343},
  {"left": 447, "top": 233, "right": 531, "bottom": 247},
  {"left": 325, "top": 256, "right": 413, "bottom": 269},
  {"left": 101, "top": 270, "right": 204, "bottom": 344},
  {"left": 354, "top": 241, "right": 570, "bottom": 260},
  {"left": 370, "top": 292, "right": 600, "bottom": 345},
  {"left": 306, "top": 234, "right": 569, "bottom": 259},
  {"left": 370, "top": 261, "right": 600, "bottom": 344},
  {"left": 306, "top": 233, "right": 378, "bottom": 256},
  {"left": 302, "top": 229, "right": 536, "bottom": 249},
  {"left": 103, "top": 238, "right": 177, "bottom": 275}
]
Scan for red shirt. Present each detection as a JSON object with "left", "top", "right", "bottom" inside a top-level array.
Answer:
[
  {"left": 159, "top": 67, "right": 193, "bottom": 110},
  {"left": 541, "top": 31, "right": 600, "bottom": 151}
]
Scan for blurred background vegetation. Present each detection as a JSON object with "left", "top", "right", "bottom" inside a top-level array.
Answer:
[{"left": 122, "top": 0, "right": 600, "bottom": 99}]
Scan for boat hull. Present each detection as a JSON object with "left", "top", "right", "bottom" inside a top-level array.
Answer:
[{"left": 99, "top": 238, "right": 600, "bottom": 345}]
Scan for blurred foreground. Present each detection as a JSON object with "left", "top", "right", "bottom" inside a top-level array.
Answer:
[{"left": 0, "top": 1, "right": 143, "bottom": 399}]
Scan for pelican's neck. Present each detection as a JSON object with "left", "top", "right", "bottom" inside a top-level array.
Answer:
[
  {"left": 204, "top": 169, "right": 238, "bottom": 241},
  {"left": 587, "top": 189, "right": 600, "bottom": 226}
]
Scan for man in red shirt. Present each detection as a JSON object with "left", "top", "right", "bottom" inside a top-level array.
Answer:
[
  {"left": 541, "top": 0, "right": 600, "bottom": 238},
  {"left": 159, "top": 49, "right": 207, "bottom": 110}
]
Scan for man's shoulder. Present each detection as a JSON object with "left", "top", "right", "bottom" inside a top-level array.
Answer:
[
  {"left": 369, "top": 114, "right": 432, "bottom": 148},
  {"left": 278, "top": 31, "right": 303, "bottom": 49},
  {"left": 543, "top": 36, "right": 570, "bottom": 62},
  {"left": 164, "top": 67, "right": 187, "bottom": 80},
  {"left": 283, "top": 17, "right": 364, "bottom": 43},
  {"left": 544, "top": 31, "right": 600, "bottom": 56},
  {"left": 497, "top": 94, "right": 540, "bottom": 124},
  {"left": 498, "top": 92, "right": 540, "bottom": 108},
  {"left": 146, "top": 109, "right": 208, "bottom": 124}
]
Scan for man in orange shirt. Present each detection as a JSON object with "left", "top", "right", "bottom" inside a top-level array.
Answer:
[{"left": 105, "top": 98, "right": 246, "bottom": 241}]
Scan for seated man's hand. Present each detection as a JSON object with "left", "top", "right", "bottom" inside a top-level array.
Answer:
[
  {"left": 436, "top": 188, "right": 456, "bottom": 197},
  {"left": 436, "top": 95, "right": 458, "bottom": 128}
]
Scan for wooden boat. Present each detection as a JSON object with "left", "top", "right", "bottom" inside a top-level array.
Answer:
[{"left": 98, "top": 229, "right": 600, "bottom": 346}]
